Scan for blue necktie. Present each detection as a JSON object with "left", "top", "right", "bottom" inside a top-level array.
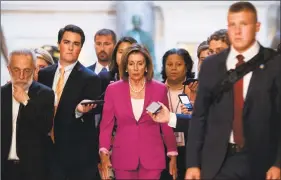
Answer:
[
  {"left": 99, "top": 67, "right": 109, "bottom": 80},
  {"left": 100, "top": 67, "right": 107, "bottom": 74}
]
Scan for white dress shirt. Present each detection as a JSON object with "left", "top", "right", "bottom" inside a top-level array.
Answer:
[
  {"left": 52, "top": 61, "right": 82, "bottom": 118},
  {"left": 52, "top": 61, "right": 77, "bottom": 105},
  {"left": 8, "top": 89, "right": 29, "bottom": 160},
  {"left": 167, "top": 42, "right": 260, "bottom": 139},
  {"left": 227, "top": 41, "right": 260, "bottom": 143},
  {"left": 94, "top": 61, "right": 109, "bottom": 75}
]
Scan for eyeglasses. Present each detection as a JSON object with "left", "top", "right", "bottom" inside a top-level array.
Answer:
[{"left": 11, "top": 67, "right": 33, "bottom": 76}]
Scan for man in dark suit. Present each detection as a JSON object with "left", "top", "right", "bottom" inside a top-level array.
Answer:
[
  {"left": 88, "top": 28, "right": 116, "bottom": 96},
  {"left": 1, "top": 49, "right": 54, "bottom": 180},
  {"left": 185, "top": 2, "right": 280, "bottom": 180},
  {"left": 38, "top": 24, "right": 101, "bottom": 180}
]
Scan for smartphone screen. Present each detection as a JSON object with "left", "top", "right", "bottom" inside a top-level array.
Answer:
[{"left": 178, "top": 94, "right": 193, "bottom": 110}]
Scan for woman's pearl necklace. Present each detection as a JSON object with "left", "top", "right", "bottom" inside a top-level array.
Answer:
[{"left": 129, "top": 79, "right": 146, "bottom": 93}]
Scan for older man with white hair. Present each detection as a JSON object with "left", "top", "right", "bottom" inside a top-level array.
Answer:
[{"left": 1, "top": 49, "right": 54, "bottom": 180}]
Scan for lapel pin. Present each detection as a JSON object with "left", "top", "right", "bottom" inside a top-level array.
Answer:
[{"left": 259, "top": 64, "right": 265, "bottom": 70}]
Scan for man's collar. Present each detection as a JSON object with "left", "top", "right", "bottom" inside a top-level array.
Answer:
[
  {"left": 58, "top": 61, "right": 78, "bottom": 72},
  {"left": 229, "top": 41, "right": 260, "bottom": 62},
  {"left": 96, "top": 61, "right": 109, "bottom": 71}
]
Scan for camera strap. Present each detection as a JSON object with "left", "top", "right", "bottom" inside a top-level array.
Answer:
[{"left": 211, "top": 47, "right": 279, "bottom": 103}]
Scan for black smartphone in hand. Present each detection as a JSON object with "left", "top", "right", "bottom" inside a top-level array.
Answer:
[
  {"left": 178, "top": 94, "right": 193, "bottom": 111},
  {"left": 80, "top": 100, "right": 105, "bottom": 106},
  {"left": 183, "top": 78, "right": 198, "bottom": 85}
]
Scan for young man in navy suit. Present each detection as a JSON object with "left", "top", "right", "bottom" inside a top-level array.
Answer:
[
  {"left": 185, "top": 2, "right": 281, "bottom": 180},
  {"left": 38, "top": 24, "right": 101, "bottom": 180}
]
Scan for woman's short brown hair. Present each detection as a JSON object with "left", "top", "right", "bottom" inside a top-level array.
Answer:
[{"left": 119, "top": 43, "right": 154, "bottom": 81}]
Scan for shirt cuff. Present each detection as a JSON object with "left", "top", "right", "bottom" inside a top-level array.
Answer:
[
  {"left": 75, "top": 109, "right": 83, "bottom": 118},
  {"left": 167, "top": 151, "right": 178, "bottom": 156},
  {"left": 168, "top": 112, "right": 177, "bottom": 128}
]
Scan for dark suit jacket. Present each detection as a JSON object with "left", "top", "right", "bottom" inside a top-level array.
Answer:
[
  {"left": 186, "top": 46, "right": 281, "bottom": 179},
  {"left": 38, "top": 61, "right": 101, "bottom": 171},
  {"left": 175, "top": 114, "right": 191, "bottom": 132},
  {"left": 1, "top": 81, "right": 54, "bottom": 180},
  {"left": 88, "top": 63, "right": 112, "bottom": 99}
]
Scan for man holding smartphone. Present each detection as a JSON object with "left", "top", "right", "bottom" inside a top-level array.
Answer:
[{"left": 38, "top": 24, "right": 101, "bottom": 180}]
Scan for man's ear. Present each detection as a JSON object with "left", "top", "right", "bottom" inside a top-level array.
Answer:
[
  {"left": 7, "top": 65, "right": 11, "bottom": 75},
  {"left": 255, "top": 21, "right": 261, "bottom": 33}
]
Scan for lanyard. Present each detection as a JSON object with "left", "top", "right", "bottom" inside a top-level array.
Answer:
[{"left": 167, "top": 87, "right": 184, "bottom": 113}]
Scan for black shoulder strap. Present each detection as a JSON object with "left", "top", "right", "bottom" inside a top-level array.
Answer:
[{"left": 211, "top": 47, "right": 280, "bottom": 103}]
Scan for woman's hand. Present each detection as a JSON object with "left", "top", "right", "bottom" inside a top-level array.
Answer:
[
  {"left": 180, "top": 104, "right": 192, "bottom": 115},
  {"left": 187, "top": 81, "right": 198, "bottom": 101},
  {"left": 99, "top": 152, "right": 112, "bottom": 179},
  {"left": 169, "top": 156, "right": 177, "bottom": 179},
  {"left": 188, "top": 81, "right": 198, "bottom": 93}
]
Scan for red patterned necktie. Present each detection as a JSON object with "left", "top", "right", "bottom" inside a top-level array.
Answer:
[{"left": 233, "top": 54, "right": 245, "bottom": 147}]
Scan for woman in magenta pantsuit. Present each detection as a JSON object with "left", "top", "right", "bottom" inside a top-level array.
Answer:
[{"left": 99, "top": 44, "right": 178, "bottom": 179}]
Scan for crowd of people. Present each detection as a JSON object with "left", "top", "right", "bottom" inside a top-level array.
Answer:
[{"left": 1, "top": 1, "right": 280, "bottom": 180}]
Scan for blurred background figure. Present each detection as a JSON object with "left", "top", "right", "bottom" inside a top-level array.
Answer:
[
  {"left": 207, "top": 29, "right": 230, "bottom": 55},
  {"left": 1, "top": 26, "right": 9, "bottom": 64},
  {"left": 271, "top": 32, "right": 280, "bottom": 50},
  {"left": 88, "top": 28, "right": 117, "bottom": 129},
  {"left": 197, "top": 41, "right": 209, "bottom": 73},
  {"left": 268, "top": 3, "right": 280, "bottom": 50},
  {"left": 109, "top": 36, "right": 137, "bottom": 81},
  {"left": 125, "top": 15, "right": 156, "bottom": 71},
  {"left": 88, "top": 29, "right": 116, "bottom": 95},
  {"left": 41, "top": 45, "right": 60, "bottom": 64},
  {"left": 33, "top": 48, "right": 54, "bottom": 81}
]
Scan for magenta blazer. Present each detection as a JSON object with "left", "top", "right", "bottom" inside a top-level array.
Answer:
[{"left": 99, "top": 79, "right": 177, "bottom": 170}]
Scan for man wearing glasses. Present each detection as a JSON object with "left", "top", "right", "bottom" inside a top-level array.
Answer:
[{"left": 1, "top": 49, "right": 54, "bottom": 180}]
